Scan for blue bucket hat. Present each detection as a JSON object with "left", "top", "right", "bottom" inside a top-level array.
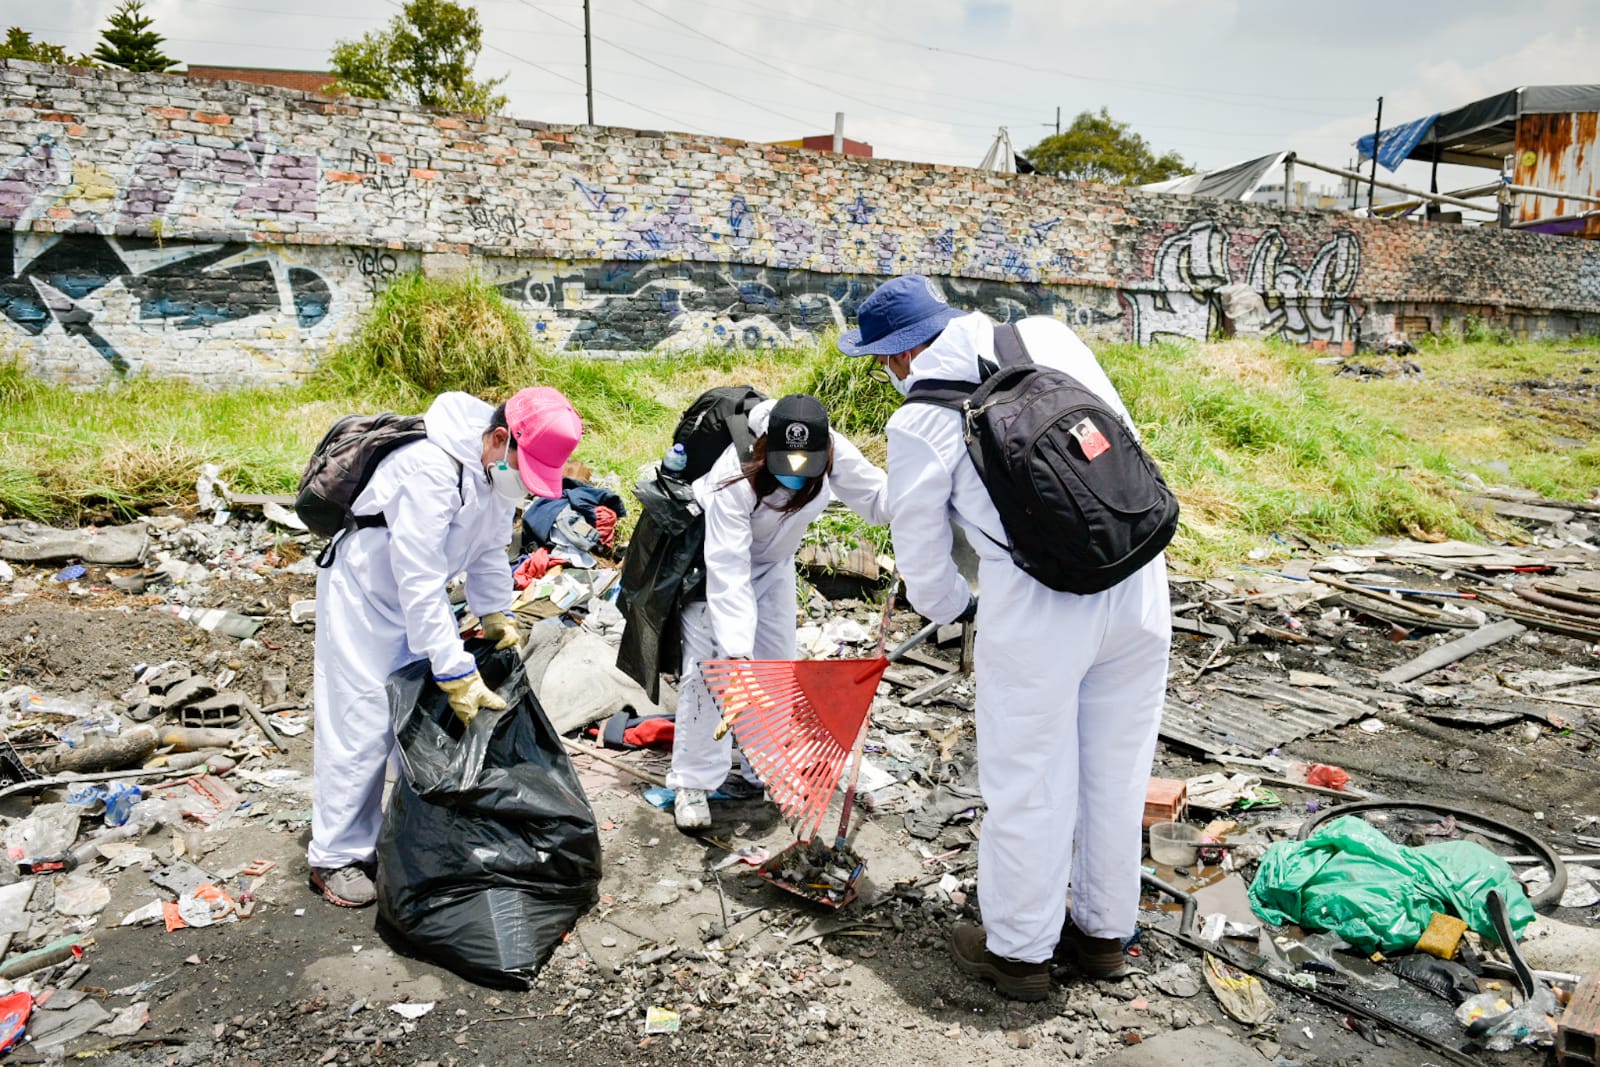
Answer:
[{"left": 838, "top": 275, "right": 964, "bottom": 357}]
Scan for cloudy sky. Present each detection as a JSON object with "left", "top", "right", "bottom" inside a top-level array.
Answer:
[{"left": 25, "top": 0, "right": 1600, "bottom": 195}]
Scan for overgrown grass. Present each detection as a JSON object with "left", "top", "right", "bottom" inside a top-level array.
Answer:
[
  {"left": 1098, "top": 339, "right": 1477, "bottom": 565},
  {"left": 313, "top": 272, "right": 540, "bottom": 400},
  {"left": 3, "top": 274, "right": 1596, "bottom": 575}
]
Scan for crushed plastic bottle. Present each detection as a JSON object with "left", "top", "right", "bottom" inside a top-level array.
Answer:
[{"left": 662, "top": 443, "right": 688, "bottom": 474}]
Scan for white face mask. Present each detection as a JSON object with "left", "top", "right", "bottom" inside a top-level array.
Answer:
[
  {"left": 488, "top": 443, "right": 526, "bottom": 503},
  {"left": 890, "top": 369, "right": 913, "bottom": 397}
]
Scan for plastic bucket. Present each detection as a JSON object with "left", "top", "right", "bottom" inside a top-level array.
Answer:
[{"left": 1148, "top": 821, "right": 1204, "bottom": 866}]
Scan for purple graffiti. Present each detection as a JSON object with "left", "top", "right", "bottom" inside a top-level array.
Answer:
[
  {"left": 118, "top": 138, "right": 318, "bottom": 225},
  {"left": 0, "top": 137, "right": 63, "bottom": 222}
]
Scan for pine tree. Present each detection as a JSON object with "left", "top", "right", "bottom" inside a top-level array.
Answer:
[{"left": 92, "top": 0, "right": 177, "bottom": 73}]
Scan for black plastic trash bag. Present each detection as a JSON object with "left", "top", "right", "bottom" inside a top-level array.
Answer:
[{"left": 375, "top": 644, "right": 602, "bottom": 989}]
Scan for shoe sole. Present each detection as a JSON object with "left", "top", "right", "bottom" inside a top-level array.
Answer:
[
  {"left": 951, "top": 939, "right": 1049, "bottom": 1002},
  {"left": 309, "top": 874, "right": 374, "bottom": 909}
]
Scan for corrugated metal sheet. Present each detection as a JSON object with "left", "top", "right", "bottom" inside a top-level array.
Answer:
[
  {"left": 1160, "top": 680, "right": 1376, "bottom": 757},
  {"left": 1515, "top": 111, "right": 1600, "bottom": 238}
]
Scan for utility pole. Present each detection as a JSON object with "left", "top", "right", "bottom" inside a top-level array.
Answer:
[
  {"left": 1055, "top": 106, "right": 1060, "bottom": 135},
  {"left": 583, "top": 0, "right": 594, "bottom": 125},
  {"left": 1367, "top": 96, "right": 1382, "bottom": 214},
  {"left": 833, "top": 111, "right": 844, "bottom": 153}
]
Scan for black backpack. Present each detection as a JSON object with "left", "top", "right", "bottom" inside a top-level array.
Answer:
[
  {"left": 295, "top": 413, "right": 430, "bottom": 565},
  {"left": 670, "top": 385, "right": 767, "bottom": 483},
  {"left": 615, "top": 385, "right": 766, "bottom": 697},
  {"left": 907, "top": 324, "right": 1179, "bottom": 595}
]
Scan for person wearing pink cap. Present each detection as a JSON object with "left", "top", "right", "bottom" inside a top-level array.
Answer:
[{"left": 308, "top": 387, "right": 582, "bottom": 908}]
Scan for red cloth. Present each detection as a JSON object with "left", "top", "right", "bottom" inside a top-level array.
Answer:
[
  {"left": 513, "top": 548, "right": 552, "bottom": 589},
  {"left": 1306, "top": 764, "right": 1350, "bottom": 790},
  {"left": 624, "top": 717, "right": 675, "bottom": 749},
  {"left": 593, "top": 505, "right": 618, "bottom": 549},
  {"left": 585, "top": 717, "right": 676, "bottom": 750}
]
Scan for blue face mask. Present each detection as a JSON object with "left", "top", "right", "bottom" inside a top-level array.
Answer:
[{"left": 774, "top": 473, "right": 809, "bottom": 491}]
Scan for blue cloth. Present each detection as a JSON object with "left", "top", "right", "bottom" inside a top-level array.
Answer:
[
  {"left": 1356, "top": 113, "right": 1439, "bottom": 172},
  {"left": 522, "top": 479, "right": 626, "bottom": 545}
]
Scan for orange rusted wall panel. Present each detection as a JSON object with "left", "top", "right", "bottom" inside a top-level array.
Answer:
[{"left": 1514, "top": 111, "right": 1599, "bottom": 223}]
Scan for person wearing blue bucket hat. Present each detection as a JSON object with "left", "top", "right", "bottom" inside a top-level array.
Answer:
[
  {"left": 839, "top": 275, "right": 1172, "bottom": 1002},
  {"left": 837, "top": 274, "right": 965, "bottom": 368}
]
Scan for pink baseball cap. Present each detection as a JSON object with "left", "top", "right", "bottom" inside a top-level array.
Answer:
[{"left": 505, "top": 387, "right": 582, "bottom": 498}]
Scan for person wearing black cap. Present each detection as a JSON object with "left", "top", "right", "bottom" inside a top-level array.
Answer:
[
  {"left": 839, "top": 275, "right": 1172, "bottom": 1000},
  {"left": 667, "top": 394, "right": 891, "bottom": 831}
]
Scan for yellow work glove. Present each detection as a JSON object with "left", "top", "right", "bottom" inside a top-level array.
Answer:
[
  {"left": 436, "top": 671, "right": 507, "bottom": 726},
  {"left": 479, "top": 611, "right": 521, "bottom": 652}
]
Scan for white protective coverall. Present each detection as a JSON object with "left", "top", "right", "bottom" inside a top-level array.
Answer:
[
  {"left": 666, "top": 400, "right": 892, "bottom": 792},
  {"left": 308, "top": 392, "right": 517, "bottom": 870},
  {"left": 886, "top": 312, "right": 1171, "bottom": 963}
]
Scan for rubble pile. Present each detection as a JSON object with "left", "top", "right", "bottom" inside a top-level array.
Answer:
[{"left": 0, "top": 481, "right": 1598, "bottom": 1063}]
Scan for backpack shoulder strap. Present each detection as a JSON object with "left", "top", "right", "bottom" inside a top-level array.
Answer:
[
  {"left": 904, "top": 379, "right": 976, "bottom": 410},
  {"left": 726, "top": 411, "right": 755, "bottom": 461},
  {"left": 991, "top": 322, "right": 1033, "bottom": 369}
]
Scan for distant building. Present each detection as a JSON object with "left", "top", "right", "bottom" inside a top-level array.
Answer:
[
  {"left": 770, "top": 134, "right": 872, "bottom": 158},
  {"left": 1360, "top": 85, "right": 1600, "bottom": 238},
  {"left": 186, "top": 65, "right": 338, "bottom": 95}
]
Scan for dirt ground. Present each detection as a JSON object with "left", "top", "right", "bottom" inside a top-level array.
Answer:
[{"left": 2, "top": 533, "right": 1599, "bottom": 1065}]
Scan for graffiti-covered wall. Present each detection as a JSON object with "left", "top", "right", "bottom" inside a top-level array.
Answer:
[{"left": 4, "top": 61, "right": 1600, "bottom": 385}]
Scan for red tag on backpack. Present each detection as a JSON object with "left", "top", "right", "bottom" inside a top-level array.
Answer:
[{"left": 1069, "top": 417, "right": 1111, "bottom": 461}]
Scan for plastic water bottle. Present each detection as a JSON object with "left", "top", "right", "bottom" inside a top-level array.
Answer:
[{"left": 662, "top": 443, "right": 688, "bottom": 474}]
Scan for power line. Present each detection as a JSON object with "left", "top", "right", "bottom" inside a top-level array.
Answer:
[
  {"left": 511, "top": 0, "right": 819, "bottom": 128},
  {"left": 480, "top": 38, "right": 714, "bottom": 133},
  {"left": 367, "top": 0, "right": 714, "bottom": 134},
  {"left": 721, "top": 0, "right": 1374, "bottom": 108},
  {"left": 622, "top": 0, "right": 1001, "bottom": 131}
]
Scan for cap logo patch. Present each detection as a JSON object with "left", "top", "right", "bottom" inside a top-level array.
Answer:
[
  {"left": 784, "top": 423, "right": 810, "bottom": 449},
  {"left": 923, "top": 277, "right": 947, "bottom": 304}
]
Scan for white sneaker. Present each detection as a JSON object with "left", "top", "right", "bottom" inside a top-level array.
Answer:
[{"left": 674, "top": 788, "right": 712, "bottom": 831}]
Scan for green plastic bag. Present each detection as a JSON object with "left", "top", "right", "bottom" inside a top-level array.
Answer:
[{"left": 1247, "top": 815, "right": 1534, "bottom": 954}]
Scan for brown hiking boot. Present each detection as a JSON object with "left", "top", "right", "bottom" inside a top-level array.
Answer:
[
  {"left": 950, "top": 924, "right": 1050, "bottom": 1002},
  {"left": 1053, "top": 917, "right": 1128, "bottom": 978}
]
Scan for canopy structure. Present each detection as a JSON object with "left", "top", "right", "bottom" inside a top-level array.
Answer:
[
  {"left": 978, "top": 127, "right": 1035, "bottom": 175},
  {"left": 1141, "top": 152, "right": 1285, "bottom": 201},
  {"left": 1358, "top": 85, "right": 1600, "bottom": 171}
]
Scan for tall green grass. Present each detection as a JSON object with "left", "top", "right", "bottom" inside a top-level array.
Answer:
[
  {"left": 1096, "top": 339, "right": 1474, "bottom": 563},
  {"left": 3, "top": 276, "right": 1596, "bottom": 573}
]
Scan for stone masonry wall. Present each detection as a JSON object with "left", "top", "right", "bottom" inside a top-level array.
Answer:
[{"left": 3, "top": 60, "right": 1599, "bottom": 385}]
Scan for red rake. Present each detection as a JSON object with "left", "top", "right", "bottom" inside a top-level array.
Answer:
[
  {"left": 700, "top": 655, "right": 886, "bottom": 844},
  {"left": 700, "top": 588, "right": 938, "bottom": 847}
]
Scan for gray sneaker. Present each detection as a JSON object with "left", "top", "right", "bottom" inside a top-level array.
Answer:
[
  {"left": 674, "top": 788, "right": 712, "bottom": 831},
  {"left": 310, "top": 864, "right": 376, "bottom": 908}
]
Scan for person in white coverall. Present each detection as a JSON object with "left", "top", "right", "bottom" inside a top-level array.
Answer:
[
  {"left": 668, "top": 393, "right": 891, "bottom": 832},
  {"left": 308, "top": 387, "right": 583, "bottom": 907},
  {"left": 839, "top": 275, "right": 1171, "bottom": 1001}
]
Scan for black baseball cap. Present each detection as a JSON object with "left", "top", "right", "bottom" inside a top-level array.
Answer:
[{"left": 766, "top": 394, "right": 830, "bottom": 479}]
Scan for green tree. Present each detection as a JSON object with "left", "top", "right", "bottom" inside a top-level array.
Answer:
[
  {"left": 1026, "top": 108, "right": 1190, "bottom": 186},
  {"left": 91, "top": 1, "right": 176, "bottom": 73},
  {"left": 1, "top": 27, "right": 96, "bottom": 65},
  {"left": 330, "top": 0, "right": 508, "bottom": 115}
]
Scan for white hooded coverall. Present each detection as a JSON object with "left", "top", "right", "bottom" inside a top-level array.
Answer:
[
  {"left": 667, "top": 400, "right": 892, "bottom": 793},
  {"left": 308, "top": 392, "right": 517, "bottom": 870},
  {"left": 886, "top": 312, "right": 1171, "bottom": 963}
]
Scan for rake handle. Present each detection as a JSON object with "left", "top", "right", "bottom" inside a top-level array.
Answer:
[
  {"left": 710, "top": 659, "right": 755, "bottom": 740},
  {"left": 833, "top": 711, "right": 872, "bottom": 850}
]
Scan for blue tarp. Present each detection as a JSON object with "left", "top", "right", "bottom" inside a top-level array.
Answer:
[{"left": 1356, "top": 113, "right": 1440, "bottom": 171}]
